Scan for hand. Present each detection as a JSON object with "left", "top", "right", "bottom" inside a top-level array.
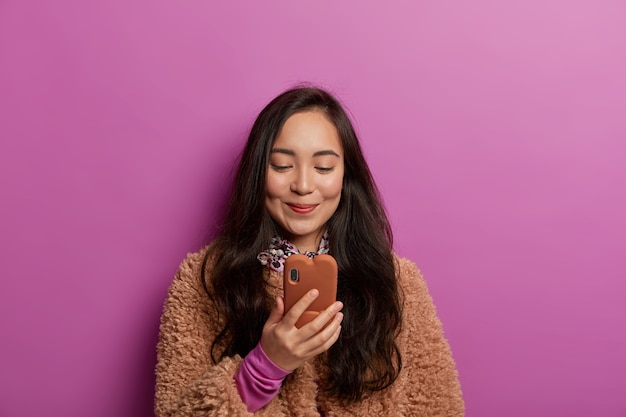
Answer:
[{"left": 260, "top": 290, "right": 343, "bottom": 371}]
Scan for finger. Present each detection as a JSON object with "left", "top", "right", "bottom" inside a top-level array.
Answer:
[
  {"left": 282, "top": 289, "right": 320, "bottom": 327},
  {"left": 297, "top": 300, "right": 343, "bottom": 348},
  {"left": 301, "top": 313, "right": 343, "bottom": 357},
  {"left": 303, "top": 300, "right": 343, "bottom": 334}
]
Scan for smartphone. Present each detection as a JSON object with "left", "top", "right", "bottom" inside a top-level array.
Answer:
[{"left": 283, "top": 254, "right": 338, "bottom": 329}]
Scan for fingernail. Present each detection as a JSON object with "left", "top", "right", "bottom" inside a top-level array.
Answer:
[
  {"left": 309, "top": 289, "right": 319, "bottom": 298},
  {"left": 334, "top": 302, "right": 343, "bottom": 311},
  {"left": 336, "top": 312, "right": 344, "bottom": 322}
]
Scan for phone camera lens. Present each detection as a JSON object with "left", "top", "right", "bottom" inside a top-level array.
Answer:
[{"left": 289, "top": 268, "right": 299, "bottom": 282}]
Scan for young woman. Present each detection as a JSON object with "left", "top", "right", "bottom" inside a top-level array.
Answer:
[{"left": 155, "top": 87, "right": 464, "bottom": 416}]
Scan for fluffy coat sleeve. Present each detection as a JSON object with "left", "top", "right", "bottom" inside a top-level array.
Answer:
[
  {"left": 155, "top": 249, "right": 293, "bottom": 417},
  {"left": 395, "top": 257, "right": 464, "bottom": 415}
]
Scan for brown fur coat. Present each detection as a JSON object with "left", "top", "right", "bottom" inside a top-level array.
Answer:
[{"left": 155, "top": 248, "right": 464, "bottom": 416}]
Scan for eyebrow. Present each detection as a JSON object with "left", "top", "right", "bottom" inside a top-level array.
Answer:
[{"left": 271, "top": 148, "right": 340, "bottom": 157}]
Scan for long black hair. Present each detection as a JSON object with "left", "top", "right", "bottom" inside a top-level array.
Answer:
[{"left": 202, "top": 85, "right": 403, "bottom": 402}]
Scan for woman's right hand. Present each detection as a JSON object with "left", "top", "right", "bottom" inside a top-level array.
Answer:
[{"left": 260, "top": 290, "right": 343, "bottom": 371}]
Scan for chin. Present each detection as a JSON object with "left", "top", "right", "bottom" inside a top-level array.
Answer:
[{"left": 283, "top": 224, "right": 322, "bottom": 238}]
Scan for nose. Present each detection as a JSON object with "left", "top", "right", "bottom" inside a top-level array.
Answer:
[{"left": 290, "top": 167, "right": 314, "bottom": 195}]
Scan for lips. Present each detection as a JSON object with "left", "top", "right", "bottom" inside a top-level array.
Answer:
[{"left": 287, "top": 203, "right": 318, "bottom": 214}]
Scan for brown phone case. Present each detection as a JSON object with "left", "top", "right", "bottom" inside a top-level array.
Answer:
[{"left": 283, "top": 254, "right": 338, "bottom": 329}]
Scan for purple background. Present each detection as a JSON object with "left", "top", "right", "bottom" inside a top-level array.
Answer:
[{"left": 1, "top": 1, "right": 625, "bottom": 416}]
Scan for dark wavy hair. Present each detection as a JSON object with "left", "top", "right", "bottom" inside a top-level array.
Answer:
[{"left": 202, "top": 85, "right": 403, "bottom": 402}]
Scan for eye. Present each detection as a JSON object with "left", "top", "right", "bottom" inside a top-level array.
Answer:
[
  {"left": 270, "top": 164, "right": 291, "bottom": 172},
  {"left": 315, "top": 167, "right": 334, "bottom": 173}
]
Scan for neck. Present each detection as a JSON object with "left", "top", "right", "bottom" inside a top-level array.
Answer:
[
  {"left": 284, "top": 231, "right": 325, "bottom": 253},
  {"left": 289, "top": 237, "right": 319, "bottom": 253}
]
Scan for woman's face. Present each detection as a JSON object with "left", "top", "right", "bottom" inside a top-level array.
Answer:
[{"left": 265, "top": 111, "right": 344, "bottom": 252}]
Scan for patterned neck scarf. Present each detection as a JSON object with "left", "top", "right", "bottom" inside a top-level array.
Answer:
[{"left": 257, "top": 232, "right": 330, "bottom": 273}]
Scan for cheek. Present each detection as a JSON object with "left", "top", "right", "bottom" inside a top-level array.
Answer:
[
  {"left": 266, "top": 173, "right": 287, "bottom": 198},
  {"left": 320, "top": 174, "right": 344, "bottom": 199}
]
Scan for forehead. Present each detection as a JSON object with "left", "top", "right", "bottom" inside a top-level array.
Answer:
[{"left": 273, "top": 111, "right": 342, "bottom": 153}]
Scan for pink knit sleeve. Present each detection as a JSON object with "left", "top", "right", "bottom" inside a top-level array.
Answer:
[{"left": 234, "top": 342, "right": 292, "bottom": 412}]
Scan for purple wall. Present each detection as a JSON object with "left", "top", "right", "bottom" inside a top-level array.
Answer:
[{"left": 1, "top": 1, "right": 625, "bottom": 416}]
